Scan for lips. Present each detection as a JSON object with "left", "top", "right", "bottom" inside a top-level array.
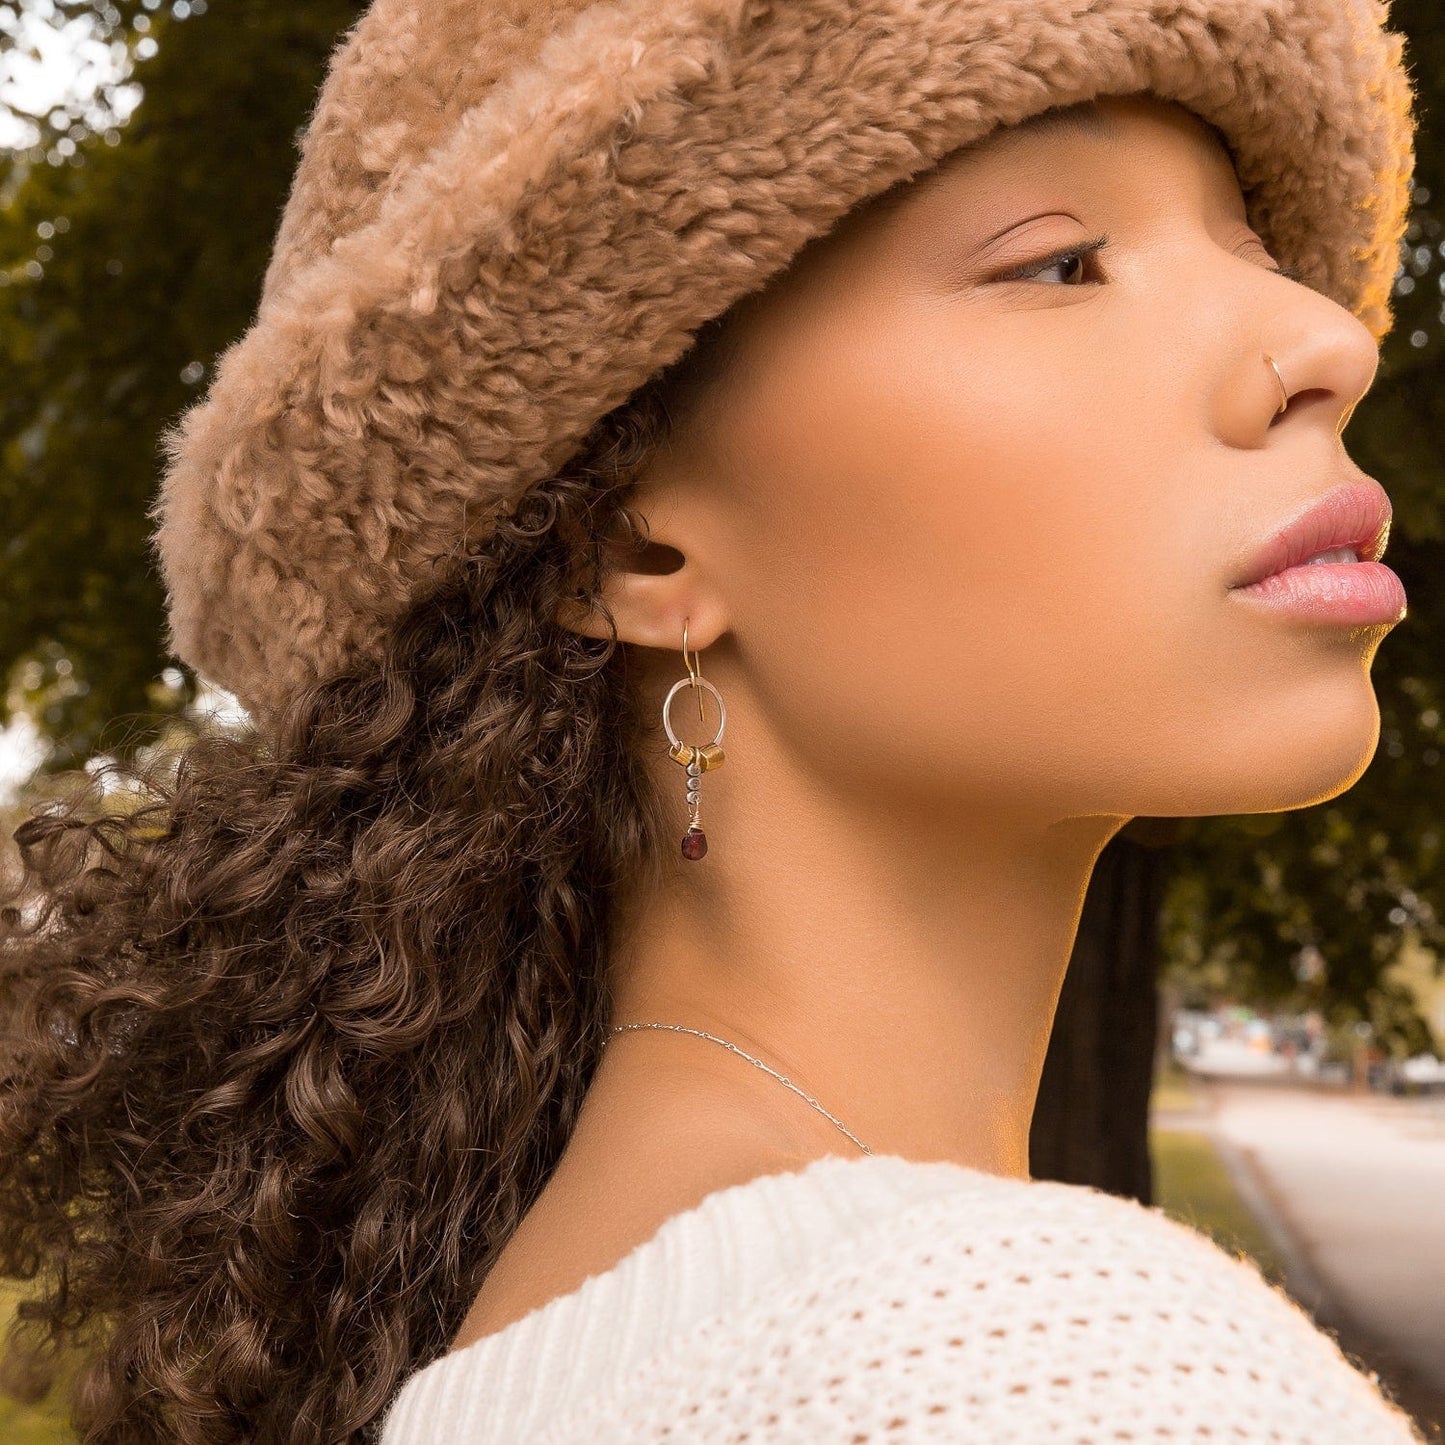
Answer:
[{"left": 1230, "top": 479, "right": 1393, "bottom": 589}]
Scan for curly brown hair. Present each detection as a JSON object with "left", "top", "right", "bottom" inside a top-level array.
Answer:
[{"left": 0, "top": 308, "right": 738, "bottom": 1443}]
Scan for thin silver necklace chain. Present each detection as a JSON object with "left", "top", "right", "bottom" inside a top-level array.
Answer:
[{"left": 606, "top": 1021, "right": 874, "bottom": 1156}]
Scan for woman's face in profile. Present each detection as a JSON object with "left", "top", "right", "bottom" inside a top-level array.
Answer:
[{"left": 643, "top": 91, "right": 1394, "bottom": 822}]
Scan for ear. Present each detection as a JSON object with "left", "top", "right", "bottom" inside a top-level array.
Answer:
[{"left": 553, "top": 505, "right": 729, "bottom": 656}]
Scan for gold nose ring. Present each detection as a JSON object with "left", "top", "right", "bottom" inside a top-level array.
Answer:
[{"left": 1264, "top": 354, "right": 1289, "bottom": 417}]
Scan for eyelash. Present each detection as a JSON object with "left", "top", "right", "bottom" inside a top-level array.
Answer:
[
  {"left": 995, "top": 234, "right": 1305, "bottom": 286},
  {"left": 995, "top": 234, "right": 1112, "bottom": 283}
]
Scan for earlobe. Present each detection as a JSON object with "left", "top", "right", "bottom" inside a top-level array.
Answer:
[{"left": 553, "top": 575, "right": 725, "bottom": 657}]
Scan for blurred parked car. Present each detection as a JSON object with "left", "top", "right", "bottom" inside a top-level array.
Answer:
[{"left": 1375, "top": 1052, "right": 1445, "bottom": 1096}]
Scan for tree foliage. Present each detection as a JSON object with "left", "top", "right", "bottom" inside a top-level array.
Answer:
[
  {"left": 1, "top": 0, "right": 1443, "bottom": 1043},
  {"left": 1, "top": 0, "right": 365, "bottom": 769},
  {"left": 1160, "top": 4, "right": 1445, "bottom": 1051}
]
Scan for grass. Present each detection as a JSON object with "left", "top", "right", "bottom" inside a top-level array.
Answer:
[
  {"left": 1149, "top": 1055, "right": 1205, "bottom": 1113},
  {"left": 0, "top": 1283, "right": 77, "bottom": 1445},
  {"left": 0, "top": 1385, "right": 76, "bottom": 1445},
  {"left": 1149, "top": 1057, "right": 1289, "bottom": 1286}
]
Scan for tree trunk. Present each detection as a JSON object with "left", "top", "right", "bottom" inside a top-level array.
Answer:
[{"left": 1028, "top": 819, "right": 1180, "bottom": 1203}]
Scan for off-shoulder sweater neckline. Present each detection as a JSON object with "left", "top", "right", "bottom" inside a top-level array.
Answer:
[{"left": 383, "top": 1150, "right": 1026, "bottom": 1436}]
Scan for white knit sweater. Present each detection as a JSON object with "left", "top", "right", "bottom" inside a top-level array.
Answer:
[{"left": 377, "top": 1152, "right": 1422, "bottom": 1442}]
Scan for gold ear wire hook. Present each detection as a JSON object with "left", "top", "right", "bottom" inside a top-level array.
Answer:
[{"left": 683, "top": 618, "right": 704, "bottom": 723}]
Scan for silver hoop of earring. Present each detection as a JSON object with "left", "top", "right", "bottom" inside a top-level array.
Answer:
[{"left": 663, "top": 618, "right": 726, "bottom": 860}]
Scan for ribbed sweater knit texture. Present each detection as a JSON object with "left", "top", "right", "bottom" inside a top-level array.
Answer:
[{"left": 378, "top": 1152, "right": 1422, "bottom": 1442}]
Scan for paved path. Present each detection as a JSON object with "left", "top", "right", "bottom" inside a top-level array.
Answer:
[{"left": 1161, "top": 1078, "right": 1445, "bottom": 1438}]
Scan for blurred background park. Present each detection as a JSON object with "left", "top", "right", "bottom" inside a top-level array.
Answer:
[{"left": 1, "top": 1, "right": 1443, "bottom": 1441}]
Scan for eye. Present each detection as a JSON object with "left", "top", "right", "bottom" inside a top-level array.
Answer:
[{"left": 994, "top": 234, "right": 1111, "bottom": 286}]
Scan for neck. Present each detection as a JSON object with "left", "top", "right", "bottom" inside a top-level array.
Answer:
[{"left": 600, "top": 722, "right": 1129, "bottom": 1181}]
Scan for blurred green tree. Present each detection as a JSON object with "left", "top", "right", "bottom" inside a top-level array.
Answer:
[
  {"left": 1036, "top": 3, "right": 1445, "bottom": 1199},
  {"left": 1155, "top": 5, "right": 1445, "bottom": 1054},
  {"left": 1, "top": 0, "right": 1443, "bottom": 1210},
  {"left": 1, "top": 0, "right": 366, "bottom": 769}
]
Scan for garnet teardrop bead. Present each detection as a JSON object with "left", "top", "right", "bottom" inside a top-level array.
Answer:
[{"left": 681, "top": 827, "right": 708, "bottom": 860}]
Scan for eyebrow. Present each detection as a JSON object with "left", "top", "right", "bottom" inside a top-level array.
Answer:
[{"left": 995, "top": 99, "right": 1120, "bottom": 146}]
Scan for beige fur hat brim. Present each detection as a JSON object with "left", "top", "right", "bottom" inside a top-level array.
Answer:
[{"left": 147, "top": 0, "right": 1417, "bottom": 725}]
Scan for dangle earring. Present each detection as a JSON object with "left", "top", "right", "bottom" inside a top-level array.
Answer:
[{"left": 662, "top": 618, "right": 726, "bottom": 860}]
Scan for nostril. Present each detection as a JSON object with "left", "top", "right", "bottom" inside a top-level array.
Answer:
[
  {"left": 1272, "top": 387, "right": 1341, "bottom": 426},
  {"left": 1281, "top": 386, "right": 1334, "bottom": 420}
]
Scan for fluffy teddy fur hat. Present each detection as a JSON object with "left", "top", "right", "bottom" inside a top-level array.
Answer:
[{"left": 148, "top": 0, "right": 1417, "bottom": 726}]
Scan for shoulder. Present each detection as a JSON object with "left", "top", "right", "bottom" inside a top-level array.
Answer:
[
  {"left": 381, "top": 1152, "right": 983, "bottom": 1442},
  {"left": 450, "top": 1071, "right": 892, "bottom": 1350},
  {"left": 535, "top": 1157, "right": 1423, "bottom": 1443},
  {"left": 379, "top": 1154, "right": 1422, "bottom": 1443}
]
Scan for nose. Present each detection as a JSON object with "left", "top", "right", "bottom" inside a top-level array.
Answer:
[{"left": 1261, "top": 284, "right": 1381, "bottom": 440}]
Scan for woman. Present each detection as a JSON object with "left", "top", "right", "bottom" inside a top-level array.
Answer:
[{"left": 0, "top": 0, "right": 1425, "bottom": 1441}]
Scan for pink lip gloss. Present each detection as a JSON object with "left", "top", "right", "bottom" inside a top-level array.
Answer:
[{"left": 1230, "top": 558, "right": 1406, "bottom": 626}]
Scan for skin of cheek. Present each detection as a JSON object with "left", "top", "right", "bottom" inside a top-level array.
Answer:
[{"left": 684, "top": 236, "right": 1387, "bottom": 822}]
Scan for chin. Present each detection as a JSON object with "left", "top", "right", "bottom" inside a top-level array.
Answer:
[
  {"left": 1266, "top": 667, "right": 1385, "bottom": 810},
  {"left": 1140, "top": 676, "right": 1384, "bottom": 817},
  {"left": 1232, "top": 724, "right": 1381, "bottom": 817}
]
